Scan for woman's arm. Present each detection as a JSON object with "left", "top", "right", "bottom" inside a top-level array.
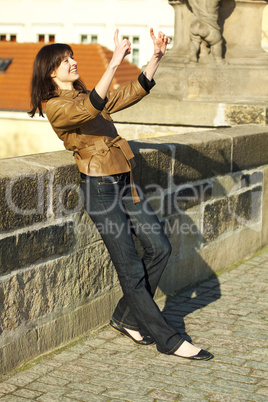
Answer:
[
  {"left": 143, "top": 28, "right": 170, "bottom": 81},
  {"left": 94, "top": 28, "right": 170, "bottom": 100},
  {"left": 94, "top": 30, "right": 131, "bottom": 100}
]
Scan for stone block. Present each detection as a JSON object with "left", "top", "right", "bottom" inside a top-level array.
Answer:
[
  {"left": 163, "top": 181, "right": 212, "bottom": 216},
  {"left": 225, "top": 104, "right": 267, "bottom": 126},
  {"left": 0, "top": 241, "right": 117, "bottom": 332},
  {"left": 0, "top": 159, "right": 48, "bottom": 232},
  {"left": 227, "top": 125, "right": 268, "bottom": 171},
  {"left": 159, "top": 223, "right": 262, "bottom": 297},
  {"left": 38, "top": 287, "right": 121, "bottom": 356},
  {"left": 70, "top": 210, "right": 102, "bottom": 252},
  {"left": 203, "top": 186, "right": 262, "bottom": 243},
  {"left": 170, "top": 131, "right": 231, "bottom": 184},
  {"left": 0, "top": 223, "right": 74, "bottom": 274},
  {"left": 200, "top": 224, "right": 262, "bottom": 274},
  {"left": 0, "top": 286, "right": 122, "bottom": 375},
  {"left": 262, "top": 166, "right": 268, "bottom": 246},
  {"left": 0, "top": 328, "right": 39, "bottom": 376},
  {"left": 22, "top": 151, "right": 81, "bottom": 219},
  {"left": 131, "top": 130, "right": 231, "bottom": 185},
  {"left": 114, "top": 92, "right": 268, "bottom": 128},
  {"left": 164, "top": 207, "right": 202, "bottom": 259},
  {"left": 158, "top": 251, "right": 219, "bottom": 296},
  {"left": 130, "top": 141, "right": 172, "bottom": 190},
  {"left": 212, "top": 173, "right": 242, "bottom": 198}
]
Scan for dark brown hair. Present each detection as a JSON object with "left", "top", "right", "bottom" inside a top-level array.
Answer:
[{"left": 28, "top": 43, "right": 87, "bottom": 118}]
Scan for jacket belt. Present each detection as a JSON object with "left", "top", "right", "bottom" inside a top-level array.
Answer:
[{"left": 76, "top": 136, "right": 140, "bottom": 203}]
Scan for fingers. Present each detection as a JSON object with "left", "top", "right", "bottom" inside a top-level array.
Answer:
[
  {"left": 150, "top": 27, "right": 156, "bottom": 40},
  {"left": 150, "top": 28, "right": 170, "bottom": 44},
  {"left": 114, "top": 29, "right": 119, "bottom": 46},
  {"left": 114, "top": 29, "right": 131, "bottom": 52},
  {"left": 157, "top": 31, "right": 171, "bottom": 44}
]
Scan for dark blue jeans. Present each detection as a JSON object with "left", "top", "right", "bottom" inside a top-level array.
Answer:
[{"left": 80, "top": 172, "right": 184, "bottom": 354}]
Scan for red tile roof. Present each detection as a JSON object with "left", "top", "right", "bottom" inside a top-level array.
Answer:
[{"left": 0, "top": 42, "right": 141, "bottom": 112}]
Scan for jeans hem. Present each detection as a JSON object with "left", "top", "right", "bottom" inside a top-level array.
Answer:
[
  {"left": 111, "top": 316, "right": 140, "bottom": 331},
  {"left": 157, "top": 338, "right": 185, "bottom": 355}
]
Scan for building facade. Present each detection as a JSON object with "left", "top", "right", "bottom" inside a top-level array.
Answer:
[{"left": 0, "top": 0, "right": 175, "bottom": 67}]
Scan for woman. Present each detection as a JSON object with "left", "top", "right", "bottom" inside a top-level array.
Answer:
[{"left": 29, "top": 28, "right": 212, "bottom": 360}]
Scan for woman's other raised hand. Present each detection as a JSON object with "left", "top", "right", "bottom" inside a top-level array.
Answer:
[
  {"left": 111, "top": 29, "right": 132, "bottom": 68},
  {"left": 150, "top": 28, "right": 170, "bottom": 59}
]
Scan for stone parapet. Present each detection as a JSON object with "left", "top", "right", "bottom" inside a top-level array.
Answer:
[
  {"left": 113, "top": 93, "right": 268, "bottom": 127},
  {"left": 0, "top": 124, "right": 267, "bottom": 375}
]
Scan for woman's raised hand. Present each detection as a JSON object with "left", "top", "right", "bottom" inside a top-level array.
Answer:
[
  {"left": 94, "top": 29, "right": 131, "bottom": 99},
  {"left": 111, "top": 29, "right": 131, "bottom": 68},
  {"left": 150, "top": 28, "right": 170, "bottom": 59}
]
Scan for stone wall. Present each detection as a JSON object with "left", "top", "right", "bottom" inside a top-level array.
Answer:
[{"left": 0, "top": 124, "right": 267, "bottom": 375}]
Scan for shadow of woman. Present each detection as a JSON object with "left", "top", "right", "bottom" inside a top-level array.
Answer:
[
  {"left": 158, "top": 209, "right": 222, "bottom": 344},
  {"left": 161, "top": 272, "right": 221, "bottom": 344},
  {"left": 129, "top": 137, "right": 228, "bottom": 344}
]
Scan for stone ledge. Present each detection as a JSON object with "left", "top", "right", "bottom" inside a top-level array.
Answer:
[{"left": 113, "top": 95, "right": 268, "bottom": 127}]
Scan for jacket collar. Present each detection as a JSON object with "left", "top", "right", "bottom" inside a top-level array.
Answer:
[{"left": 55, "top": 88, "right": 83, "bottom": 99}]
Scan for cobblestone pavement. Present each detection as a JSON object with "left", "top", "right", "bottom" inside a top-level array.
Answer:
[{"left": 0, "top": 248, "right": 267, "bottom": 401}]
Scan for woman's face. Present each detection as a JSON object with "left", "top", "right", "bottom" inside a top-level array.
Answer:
[{"left": 50, "top": 52, "right": 79, "bottom": 90}]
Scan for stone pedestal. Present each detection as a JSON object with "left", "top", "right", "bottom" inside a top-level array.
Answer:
[{"left": 114, "top": 0, "right": 268, "bottom": 127}]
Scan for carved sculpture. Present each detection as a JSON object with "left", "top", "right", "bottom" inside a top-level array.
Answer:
[{"left": 188, "top": 0, "right": 223, "bottom": 63}]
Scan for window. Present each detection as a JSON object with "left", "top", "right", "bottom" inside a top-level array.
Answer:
[
  {"left": 80, "top": 34, "right": 98, "bottom": 44},
  {"left": 75, "top": 25, "right": 104, "bottom": 45},
  {"left": 0, "top": 34, "right": 17, "bottom": 42},
  {"left": 38, "top": 34, "right": 55, "bottom": 43},
  {"left": 0, "top": 58, "right": 12, "bottom": 73}
]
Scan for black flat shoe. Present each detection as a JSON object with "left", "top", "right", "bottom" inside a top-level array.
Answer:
[
  {"left": 171, "top": 349, "right": 213, "bottom": 361},
  {"left": 110, "top": 318, "right": 155, "bottom": 346}
]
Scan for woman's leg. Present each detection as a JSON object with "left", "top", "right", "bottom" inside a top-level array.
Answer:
[
  {"left": 112, "top": 186, "right": 172, "bottom": 329},
  {"left": 81, "top": 173, "right": 184, "bottom": 354}
]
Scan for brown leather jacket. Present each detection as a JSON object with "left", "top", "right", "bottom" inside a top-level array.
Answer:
[{"left": 46, "top": 73, "right": 154, "bottom": 178}]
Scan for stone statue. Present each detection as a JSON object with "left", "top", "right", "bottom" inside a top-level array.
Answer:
[{"left": 188, "top": 0, "right": 223, "bottom": 63}]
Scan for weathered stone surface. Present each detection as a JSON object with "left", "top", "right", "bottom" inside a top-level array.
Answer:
[
  {"left": 171, "top": 131, "right": 231, "bottom": 184},
  {"left": 203, "top": 186, "right": 262, "bottom": 243},
  {"left": 0, "top": 223, "right": 74, "bottom": 274},
  {"left": 114, "top": 95, "right": 268, "bottom": 127},
  {"left": 163, "top": 181, "right": 212, "bottom": 215},
  {"left": 1, "top": 328, "right": 39, "bottom": 376},
  {"left": 0, "top": 286, "right": 122, "bottom": 376},
  {"left": 22, "top": 151, "right": 81, "bottom": 219},
  {"left": 70, "top": 210, "right": 102, "bottom": 251},
  {"left": 229, "top": 126, "right": 268, "bottom": 171},
  {"left": 0, "top": 160, "right": 48, "bottom": 232},
  {"left": 164, "top": 207, "right": 202, "bottom": 258},
  {"left": 199, "top": 224, "right": 262, "bottom": 273},
  {"left": 0, "top": 242, "right": 117, "bottom": 332},
  {"left": 225, "top": 104, "right": 267, "bottom": 126},
  {"left": 211, "top": 173, "right": 242, "bottom": 198},
  {"left": 130, "top": 141, "right": 172, "bottom": 190},
  {"left": 262, "top": 166, "right": 268, "bottom": 246},
  {"left": 159, "top": 251, "right": 219, "bottom": 296}
]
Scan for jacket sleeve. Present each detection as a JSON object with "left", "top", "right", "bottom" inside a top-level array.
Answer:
[
  {"left": 104, "top": 73, "right": 155, "bottom": 115},
  {"left": 45, "top": 93, "right": 102, "bottom": 131}
]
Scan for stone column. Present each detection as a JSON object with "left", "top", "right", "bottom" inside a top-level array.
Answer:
[
  {"left": 222, "top": 0, "right": 268, "bottom": 62},
  {"left": 167, "top": 0, "right": 268, "bottom": 63},
  {"left": 167, "top": 0, "right": 192, "bottom": 61}
]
